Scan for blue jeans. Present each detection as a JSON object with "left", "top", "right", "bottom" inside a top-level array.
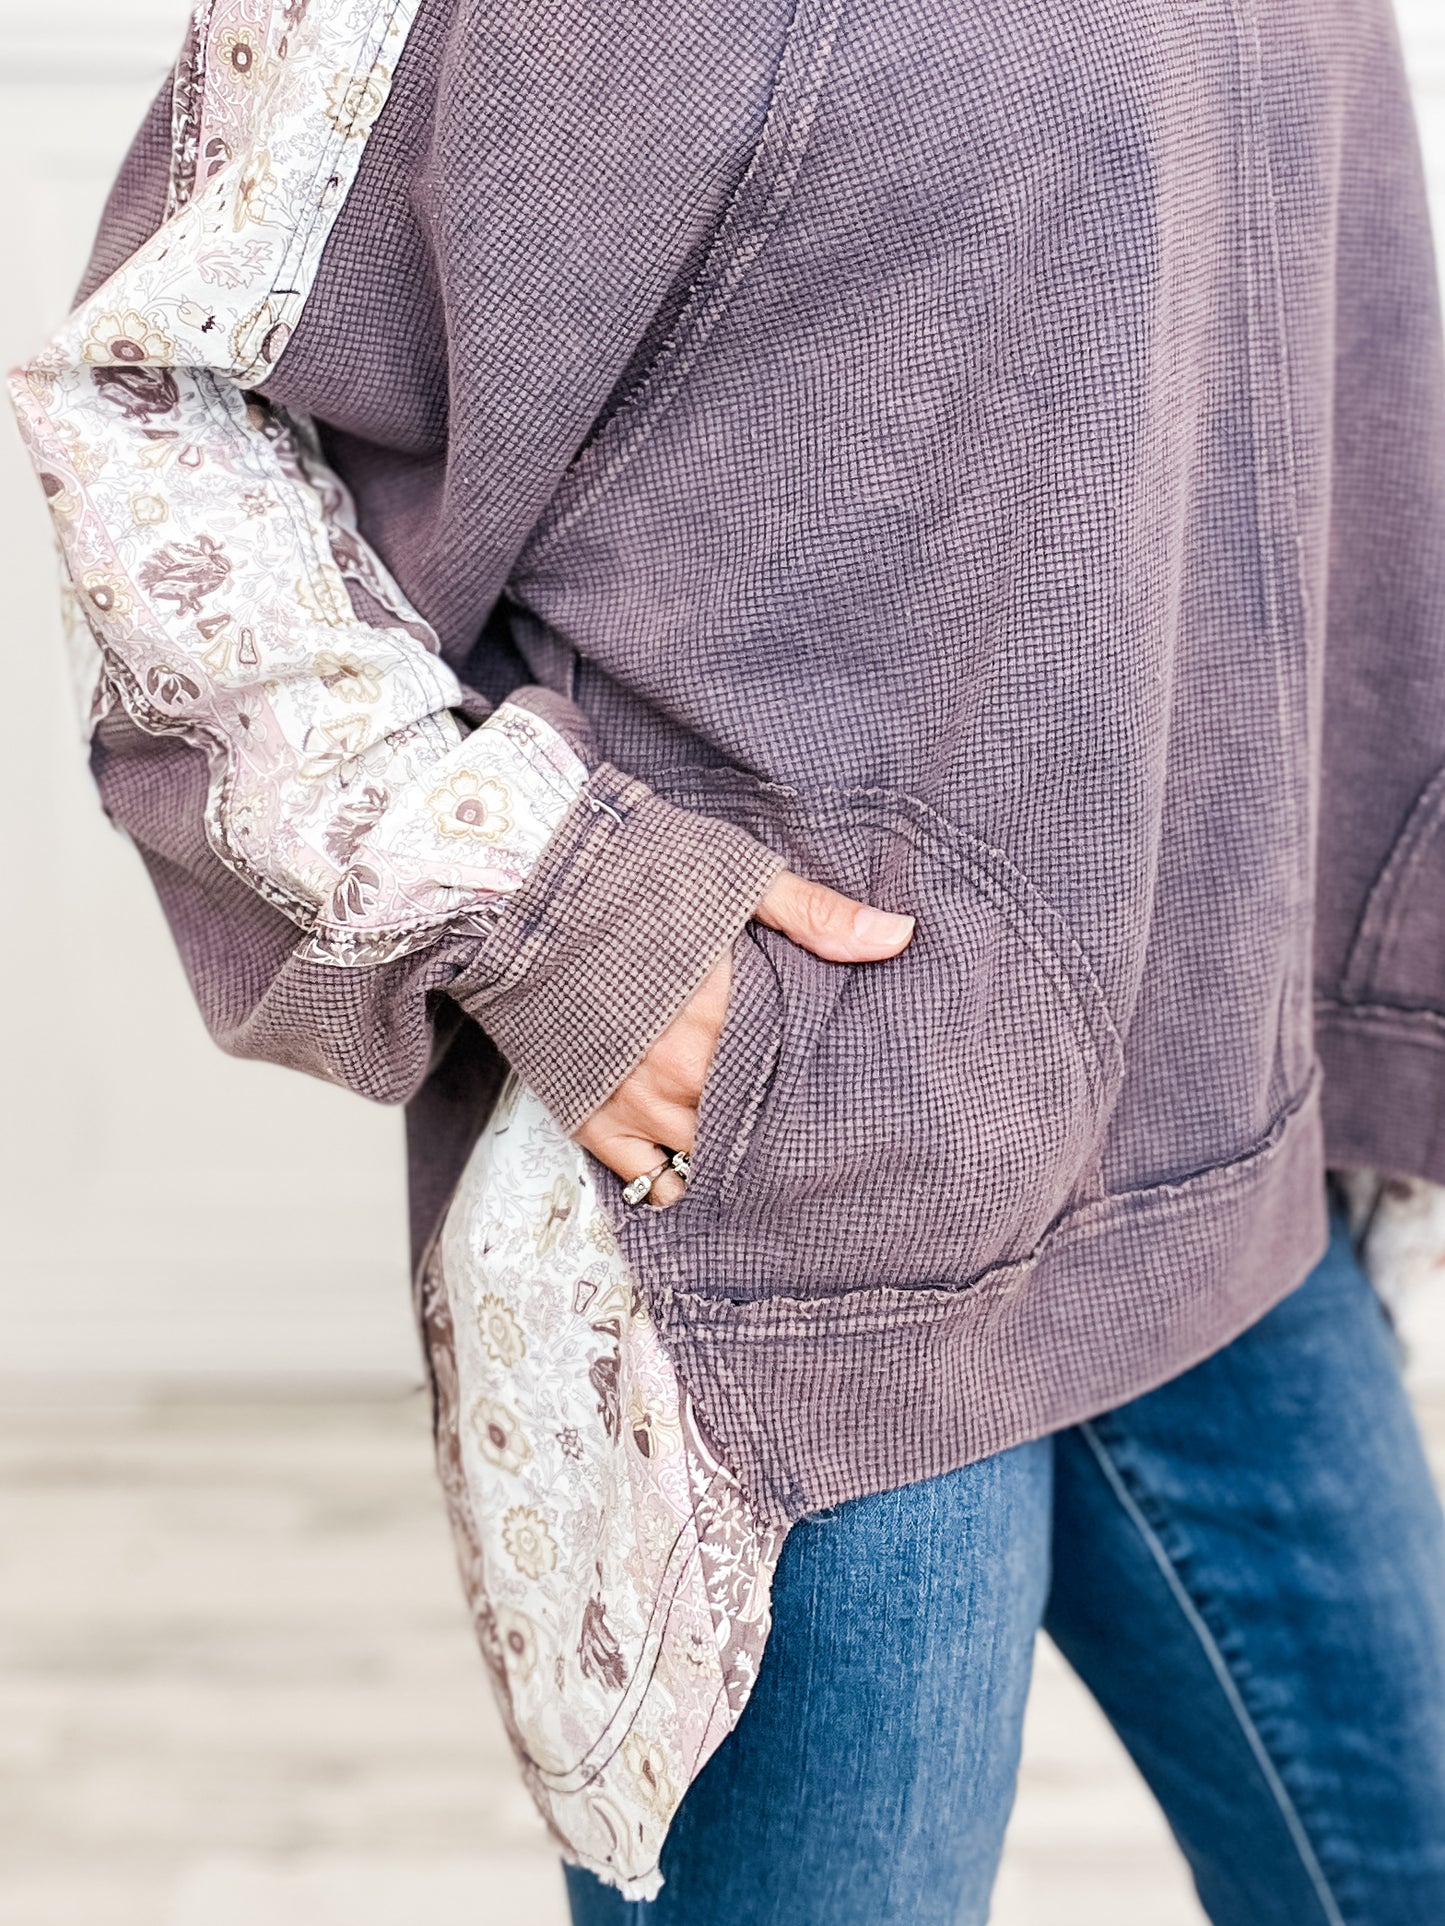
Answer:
[{"left": 565, "top": 1193, "right": 1445, "bottom": 1923}]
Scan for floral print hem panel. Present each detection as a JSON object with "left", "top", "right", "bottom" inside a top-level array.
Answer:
[
  {"left": 1338, "top": 1172, "right": 1445, "bottom": 1313},
  {"left": 420, "top": 1079, "right": 784, "bottom": 1898}
]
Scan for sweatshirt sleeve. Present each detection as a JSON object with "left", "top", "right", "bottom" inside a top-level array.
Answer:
[{"left": 9, "top": 0, "right": 783, "bottom": 1127}]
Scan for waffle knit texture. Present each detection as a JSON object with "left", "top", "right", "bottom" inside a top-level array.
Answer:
[{"left": 73, "top": 0, "right": 1445, "bottom": 1522}]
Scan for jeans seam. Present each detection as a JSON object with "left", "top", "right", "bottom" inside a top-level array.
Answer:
[{"left": 1077, "top": 1419, "right": 1348, "bottom": 1926}]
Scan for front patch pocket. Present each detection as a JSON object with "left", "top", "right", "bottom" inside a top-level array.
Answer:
[{"left": 613, "top": 777, "right": 1124, "bottom": 1308}]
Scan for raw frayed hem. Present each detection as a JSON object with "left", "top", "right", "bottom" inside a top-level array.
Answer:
[{"left": 558, "top": 1841, "right": 666, "bottom": 1904}]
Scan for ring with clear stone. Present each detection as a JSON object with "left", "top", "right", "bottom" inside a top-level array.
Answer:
[
  {"left": 622, "top": 1158, "right": 672, "bottom": 1207},
  {"left": 622, "top": 1148, "right": 692, "bottom": 1207}
]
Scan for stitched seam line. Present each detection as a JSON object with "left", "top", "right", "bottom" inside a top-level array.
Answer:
[
  {"left": 1234, "top": 0, "right": 1315, "bottom": 1097},
  {"left": 520, "top": 0, "right": 847, "bottom": 564},
  {"left": 243, "top": 0, "right": 412, "bottom": 381},
  {"left": 1314, "top": 998, "right": 1445, "bottom": 1045},
  {"left": 665, "top": 1065, "right": 1321, "bottom": 1321},
  {"left": 645, "top": 776, "right": 1125, "bottom": 1085},
  {"left": 1078, "top": 1420, "right": 1348, "bottom": 1926},
  {"left": 1341, "top": 766, "right": 1445, "bottom": 1002}
]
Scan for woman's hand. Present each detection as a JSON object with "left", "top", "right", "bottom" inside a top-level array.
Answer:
[{"left": 572, "top": 871, "right": 915, "bottom": 1207}]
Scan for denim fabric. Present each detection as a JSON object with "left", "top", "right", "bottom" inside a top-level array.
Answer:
[
  {"left": 1047, "top": 1198, "right": 1445, "bottom": 1924},
  {"left": 565, "top": 1195, "right": 1445, "bottom": 1923},
  {"left": 567, "top": 1437, "right": 1053, "bottom": 1924}
]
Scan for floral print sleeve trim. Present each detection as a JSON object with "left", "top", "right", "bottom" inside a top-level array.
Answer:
[
  {"left": 421, "top": 1079, "right": 785, "bottom": 1899},
  {"left": 8, "top": 0, "right": 588, "bottom": 967}
]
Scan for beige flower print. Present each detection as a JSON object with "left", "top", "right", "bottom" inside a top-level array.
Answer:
[
  {"left": 641, "top": 1507, "right": 679, "bottom": 1568},
  {"left": 476, "top": 1294, "right": 526, "bottom": 1369},
  {"left": 81, "top": 570, "right": 133, "bottom": 621},
  {"left": 315, "top": 649, "right": 381, "bottom": 704},
  {"left": 429, "top": 769, "right": 514, "bottom": 842},
  {"left": 627, "top": 1394, "right": 681, "bottom": 1462},
  {"left": 218, "top": 27, "right": 261, "bottom": 84},
  {"left": 232, "top": 148, "right": 277, "bottom": 230},
  {"left": 296, "top": 713, "right": 371, "bottom": 781},
  {"left": 472, "top": 1396, "right": 531, "bottom": 1475},
  {"left": 621, "top": 1733, "right": 677, "bottom": 1816},
  {"left": 324, "top": 63, "right": 391, "bottom": 139},
  {"left": 130, "top": 492, "right": 168, "bottom": 526},
  {"left": 502, "top": 1505, "right": 559, "bottom": 1581},
  {"left": 23, "top": 354, "right": 62, "bottom": 409},
  {"left": 493, "top": 1604, "right": 539, "bottom": 1683},
  {"left": 82, "top": 310, "right": 176, "bottom": 367},
  {"left": 535, "top": 1174, "right": 577, "bottom": 1257},
  {"left": 229, "top": 791, "right": 266, "bottom": 843},
  {"left": 293, "top": 558, "right": 353, "bottom": 625},
  {"left": 678, "top": 1626, "right": 719, "bottom": 1678},
  {"left": 55, "top": 423, "right": 106, "bottom": 483}
]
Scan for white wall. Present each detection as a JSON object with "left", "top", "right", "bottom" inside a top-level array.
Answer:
[
  {"left": 2, "top": 1, "right": 1444, "bottom": 1383},
  {"left": 1406, "top": 0, "right": 1445, "bottom": 183}
]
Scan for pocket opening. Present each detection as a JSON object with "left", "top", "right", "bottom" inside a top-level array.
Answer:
[
  {"left": 613, "top": 770, "right": 1126, "bottom": 1301},
  {"left": 1341, "top": 762, "right": 1445, "bottom": 1015}
]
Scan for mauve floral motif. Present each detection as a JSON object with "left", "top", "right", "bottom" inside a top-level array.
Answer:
[
  {"left": 170, "top": 0, "right": 294, "bottom": 215},
  {"left": 423, "top": 1079, "right": 783, "bottom": 1899},
  {"left": 578, "top": 1595, "right": 627, "bottom": 1692},
  {"left": 92, "top": 364, "right": 182, "bottom": 422}
]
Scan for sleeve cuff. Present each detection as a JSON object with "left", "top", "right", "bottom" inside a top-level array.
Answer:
[
  {"left": 449, "top": 763, "right": 785, "bottom": 1133},
  {"left": 500, "top": 682, "right": 597, "bottom": 765}
]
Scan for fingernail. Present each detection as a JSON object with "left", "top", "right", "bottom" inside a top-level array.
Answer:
[{"left": 851, "top": 907, "right": 915, "bottom": 948}]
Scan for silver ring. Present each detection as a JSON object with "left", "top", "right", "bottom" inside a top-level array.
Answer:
[
  {"left": 622, "top": 1159, "right": 672, "bottom": 1208},
  {"left": 668, "top": 1150, "right": 693, "bottom": 1184}
]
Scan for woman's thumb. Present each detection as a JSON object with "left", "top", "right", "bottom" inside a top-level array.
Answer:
[{"left": 754, "top": 869, "right": 915, "bottom": 963}]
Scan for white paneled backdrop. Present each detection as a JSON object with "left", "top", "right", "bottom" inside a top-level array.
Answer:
[{"left": 2, "top": 0, "right": 1444, "bottom": 1386}]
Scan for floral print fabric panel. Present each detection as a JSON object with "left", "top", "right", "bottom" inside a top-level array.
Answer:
[
  {"left": 170, "top": 0, "right": 298, "bottom": 217},
  {"left": 1337, "top": 1171, "right": 1445, "bottom": 1311},
  {"left": 421, "top": 1079, "right": 785, "bottom": 1899},
  {"left": 9, "top": 0, "right": 589, "bottom": 966}
]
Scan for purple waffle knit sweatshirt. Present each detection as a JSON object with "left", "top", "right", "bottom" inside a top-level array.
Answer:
[{"left": 67, "top": 0, "right": 1445, "bottom": 1522}]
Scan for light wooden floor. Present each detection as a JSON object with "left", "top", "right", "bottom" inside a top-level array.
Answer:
[{"left": 3, "top": 1384, "right": 1443, "bottom": 1926}]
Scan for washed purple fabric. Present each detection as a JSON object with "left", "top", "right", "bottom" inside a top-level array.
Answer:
[{"left": 80, "top": 0, "right": 1445, "bottom": 1522}]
